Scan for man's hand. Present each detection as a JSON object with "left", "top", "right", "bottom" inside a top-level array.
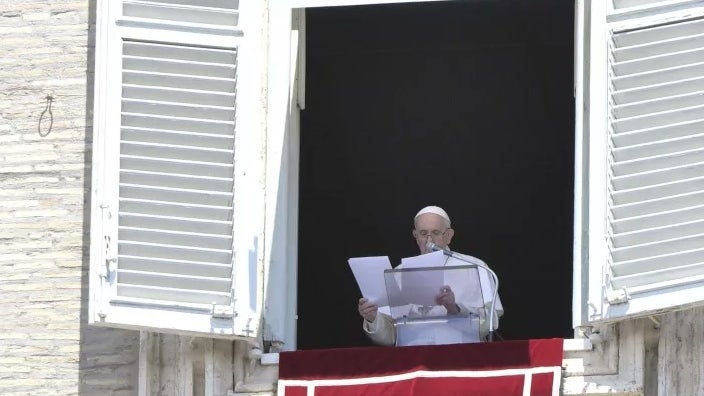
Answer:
[
  {"left": 436, "top": 286, "right": 460, "bottom": 314},
  {"left": 358, "top": 298, "right": 378, "bottom": 322}
]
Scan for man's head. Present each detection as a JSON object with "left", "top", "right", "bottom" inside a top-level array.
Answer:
[{"left": 413, "top": 206, "right": 454, "bottom": 254}]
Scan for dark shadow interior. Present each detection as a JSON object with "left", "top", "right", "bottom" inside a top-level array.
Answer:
[{"left": 298, "top": 0, "right": 575, "bottom": 349}]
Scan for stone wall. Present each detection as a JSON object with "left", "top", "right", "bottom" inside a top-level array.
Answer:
[{"left": 0, "top": 1, "right": 139, "bottom": 395}]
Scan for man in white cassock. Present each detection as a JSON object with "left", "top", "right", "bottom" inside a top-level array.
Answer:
[{"left": 358, "top": 206, "right": 503, "bottom": 346}]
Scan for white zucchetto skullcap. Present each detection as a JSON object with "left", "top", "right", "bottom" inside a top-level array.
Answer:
[{"left": 415, "top": 206, "right": 451, "bottom": 225}]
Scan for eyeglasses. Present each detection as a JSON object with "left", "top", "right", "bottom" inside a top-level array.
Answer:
[{"left": 414, "top": 229, "right": 449, "bottom": 239}]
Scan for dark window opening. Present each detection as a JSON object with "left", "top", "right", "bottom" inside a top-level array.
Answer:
[{"left": 298, "top": 0, "right": 575, "bottom": 349}]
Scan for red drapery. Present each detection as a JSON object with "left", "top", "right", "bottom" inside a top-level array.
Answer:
[{"left": 278, "top": 339, "right": 563, "bottom": 396}]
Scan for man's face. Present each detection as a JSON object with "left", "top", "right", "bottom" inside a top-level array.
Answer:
[{"left": 413, "top": 213, "right": 454, "bottom": 254}]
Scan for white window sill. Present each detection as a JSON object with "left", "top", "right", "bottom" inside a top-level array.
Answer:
[
  {"left": 563, "top": 337, "right": 593, "bottom": 352},
  {"left": 261, "top": 352, "right": 280, "bottom": 365}
]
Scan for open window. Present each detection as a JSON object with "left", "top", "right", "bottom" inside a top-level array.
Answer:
[
  {"left": 268, "top": 0, "right": 704, "bottom": 350},
  {"left": 89, "top": 0, "right": 704, "bottom": 349},
  {"left": 578, "top": 0, "right": 704, "bottom": 326},
  {"left": 266, "top": 0, "right": 577, "bottom": 350},
  {"left": 89, "top": 0, "right": 266, "bottom": 338}
]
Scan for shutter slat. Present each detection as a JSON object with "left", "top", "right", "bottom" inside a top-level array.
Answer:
[
  {"left": 123, "top": 71, "right": 236, "bottom": 93},
  {"left": 613, "top": 18, "right": 704, "bottom": 47},
  {"left": 613, "top": 76, "right": 704, "bottom": 105},
  {"left": 611, "top": 104, "right": 704, "bottom": 133},
  {"left": 120, "top": 170, "right": 233, "bottom": 191},
  {"left": 613, "top": 133, "right": 704, "bottom": 161},
  {"left": 120, "top": 213, "right": 232, "bottom": 235},
  {"left": 124, "top": 2, "right": 239, "bottom": 27},
  {"left": 120, "top": 184, "right": 233, "bottom": 207},
  {"left": 614, "top": 204, "right": 704, "bottom": 233},
  {"left": 121, "top": 141, "right": 233, "bottom": 164},
  {"left": 613, "top": 47, "right": 704, "bottom": 76},
  {"left": 612, "top": 176, "right": 704, "bottom": 205},
  {"left": 612, "top": 233, "right": 704, "bottom": 262},
  {"left": 612, "top": 148, "right": 704, "bottom": 178},
  {"left": 124, "top": 57, "right": 236, "bottom": 79},
  {"left": 120, "top": 227, "right": 232, "bottom": 250},
  {"left": 613, "top": 119, "right": 704, "bottom": 146},
  {"left": 120, "top": 255, "right": 231, "bottom": 278},
  {"left": 122, "top": 113, "right": 234, "bottom": 135},
  {"left": 611, "top": 263, "right": 704, "bottom": 289},
  {"left": 123, "top": 85, "right": 236, "bottom": 107},
  {"left": 121, "top": 128, "right": 234, "bottom": 150},
  {"left": 122, "top": 99, "right": 235, "bottom": 121},
  {"left": 613, "top": 32, "right": 704, "bottom": 62},
  {"left": 613, "top": 90, "right": 704, "bottom": 118},
  {"left": 117, "top": 284, "right": 230, "bottom": 305},
  {"left": 124, "top": 0, "right": 239, "bottom": 11},
  {"left": 120, "top": 156, "right": 234, "bottom": 179},
  {"left": 118, "top": 269, "right": 230, "bottom": 291},
  {"left": 612, "top": 62, "right": 704, "bottom": 90},
  {"left": 126, "top": 0, "right": 239, "bottom": 11},
  {"left": 120, "top": 198, "right": 231, "bottom": 221},
  {"left": 610, "top": 248, "right": 704, "bottom": 280},
  {"left": 123, "top": 41, "right": 238, "bottom": 64},
  {"left": 612, "top": 190, "right": 704, "bottom": 218},
  {"left": 613, "top": 163, "right": 704, "bottom": 191},
  {"left": 120, "top": 241, "right": 231, "bottom": 263},
  {"left": 612, "top": 0, "right": 669, "bottom": 11},
  {"left": 613, "top": 218, "right": 704, "bottom": 247}
]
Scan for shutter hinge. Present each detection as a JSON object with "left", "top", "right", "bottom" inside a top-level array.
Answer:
[
  {"left": 605, "top": 287, "right": 629, "bottom": 305},
  {"left": 576, "top": 326, "right": 603, "bottom": 345},
  {"left": 100, "top": 234, "right": 117, "bottom": 279},
  {"left": 99, "top": 204, "right": 117, "bottom": 279},
  {"left": 97, "top": 204, "right": 117, "bottom": 320},
  {"left": 211, "top": 304, "right": 235, "bottom": 319}
]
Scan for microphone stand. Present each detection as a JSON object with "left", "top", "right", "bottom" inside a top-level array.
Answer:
[{"left": 428, "top": 243, "right": 500, "bottom": 342}]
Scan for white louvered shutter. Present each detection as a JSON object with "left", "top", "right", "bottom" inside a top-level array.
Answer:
[
  {"left": 90, "top": 0, "right": 264, "bottom": 338},
  {"left": 584, "top": 1, "right": 704, "bottom": 322}
]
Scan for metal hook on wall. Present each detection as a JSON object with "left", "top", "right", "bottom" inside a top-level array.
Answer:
[{"left": 38, "top": 95, "right": 54, "bottom": 137}]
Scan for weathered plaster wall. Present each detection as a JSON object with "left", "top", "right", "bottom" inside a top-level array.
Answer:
[
  {"left": 657, "top": 306, "right": 704, "bottom": 395},
  {"left": 0, "top": 1, "right": 139, "bottom": 394}
]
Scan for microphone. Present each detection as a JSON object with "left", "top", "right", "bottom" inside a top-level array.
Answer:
[
  {"left": 426, "top": 242, "right": 500, "bottom": 341},
  {"left": 426, "top": 242, "right": 452, "bottom": 256}
]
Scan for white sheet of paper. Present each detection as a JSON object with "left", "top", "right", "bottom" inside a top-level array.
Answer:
[
  {"left": 348, "top": 256, "right": 392, "bottom": 306},
  {"left": 399, "top": 251, "right": 446, "bottom": 306},
  {"left": 401, "top": 250, "right": 445, "bottom": 268},
  {"left": 399, "top": 267, "right": 444, "bottom": 306}
]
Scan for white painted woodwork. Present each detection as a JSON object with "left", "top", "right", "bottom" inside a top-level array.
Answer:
[
  {"left": 606, "top": 12, "right": 704, "bottom": 315},
  {"left": 581, "top": 0, "right": 704, "bottom": 323},
  {"left": 261, "top": 4, "right": 304, "bottom": 352},
  {"left": 572, "top": 0, "right": 589, "bottom": 329},
  {"left": 90, "top": 0, "right": 266, "bottom": 339}
]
